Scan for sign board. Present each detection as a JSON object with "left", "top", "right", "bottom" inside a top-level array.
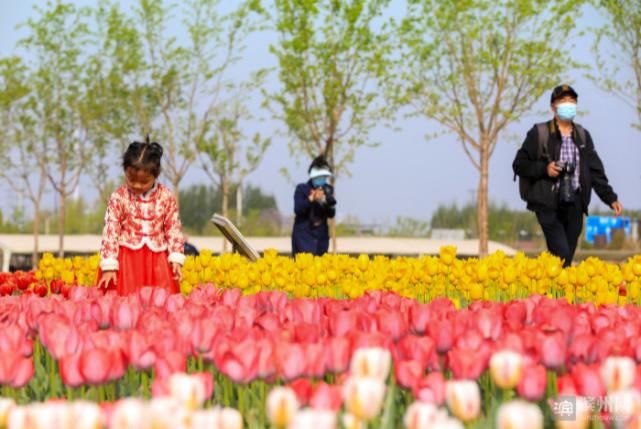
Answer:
[
  {"left": 210, "top": 214, "right": 260, "bottom": 262},
  {"left": 585, "top": 216, "right": 631, "bottom": 244}
]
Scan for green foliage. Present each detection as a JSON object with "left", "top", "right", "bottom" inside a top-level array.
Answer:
[
  {"left": 430, "top": 201, "right": 540, "bottom": 241},
  {"left": 179, "top": 184, "right": 279, "bottom": 235},
  {"left": 591, "top": 0, "right": 641, "bottom": 131},
  {"left": 269, "top": 0, "right": 393, "bottom": 175},
  {"left": 387, "top": 217, "right": 431, "bottom": 238}
]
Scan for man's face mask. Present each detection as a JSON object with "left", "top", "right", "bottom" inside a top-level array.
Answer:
[
  {"left": 312, "top": 177, "right": 329, "bottom": 188},
  {"left": 556, "top": 102, "right": 577, "bottom": 121}
]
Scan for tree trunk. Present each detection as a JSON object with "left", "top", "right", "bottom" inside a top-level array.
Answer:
[
  {"left": 172, "top": 178, "right": 181, "bottom": 210},
  {"left": 222, "top": 177, "right": 229, "bottom": 253},
  {"left": 32, "top": 202, "right": 41, "bottom": 268},
  {"left": 236, "top": 183, "right": 243, "bottom": 228},
  {"left": 58, "top": 191, "right": 65, "bottom": 258},
  {"left": 477, "top": 138, "right": 490, "bottom": 258},
  {"left": 324, "top": 144, "right": 337, "bottom": 253}
]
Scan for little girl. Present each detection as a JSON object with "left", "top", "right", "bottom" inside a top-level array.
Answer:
[{"left": 97, "top": 139, "right": 185, "bottom": 295}]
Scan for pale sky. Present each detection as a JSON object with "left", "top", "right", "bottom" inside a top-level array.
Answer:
[{"left": 0, "top": 0, "right": 639, "bottom": 227}]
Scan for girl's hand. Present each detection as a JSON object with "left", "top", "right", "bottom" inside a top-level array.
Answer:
[
  {"left": 98, "top": 271, "right": 117, "bottom": 289},
  {"left": 171, "top": 263, "right": 182, "bottom": 282}
]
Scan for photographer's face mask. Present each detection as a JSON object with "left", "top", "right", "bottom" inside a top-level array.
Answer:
[
  {"left": 556, "top": 102, "right": 577, "bottom": 121},
  {"left": 312, "top": 176, "right": 329, "bottom": 188}
]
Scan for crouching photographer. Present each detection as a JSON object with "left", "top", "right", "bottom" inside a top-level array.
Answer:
[{"left": 292, "top": 156, "right": 336, "bottom": 256}]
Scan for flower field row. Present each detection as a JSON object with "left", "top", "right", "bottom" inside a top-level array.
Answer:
[
  {"left": 3, "top": 284, "right": 641, "bottom": 427},
  {"left": 30, "top": 249, "right": 641, "bottom": 304}
]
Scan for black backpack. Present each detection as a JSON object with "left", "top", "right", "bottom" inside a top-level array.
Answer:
[{"left": 516, "top": 122, "right": 586, "bottom": 202}]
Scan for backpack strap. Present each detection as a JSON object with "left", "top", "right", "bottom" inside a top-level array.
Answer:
[
  {"left": 574, "top": 123, "right": 587, "bottom": 148},
  {"left": 535, "top": 122, "right": 550, "bottom": 161}
]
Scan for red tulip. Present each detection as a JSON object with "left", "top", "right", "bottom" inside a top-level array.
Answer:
[
  {"left": 557, "top": 374, "right": 577, "bottom": 395},
  {"left": 277, "top": 342, "right": 306, "bottom": 381},
  {"left": 80, "top": 348, "right": 112, "bottom": 385},
  {"left": 428, "top": 319, "right": 454, "bottom": 354},
  {"left": 192, "top": 372, "right": 215, "bottom": 401},
  {"left": 475, "top": 308, "right": 502, "bottom": 341},
  {"left": 572, "top": 363, "right": 606, "bottom": 398},
  {"left": 154, "top": 351, "right": 187, "bottom": 380},
  {"left": 541, "top": 333, "right": 566, "bottom": 370},
  {"left": 127, "top": 331, "right": 157, "bottom": 370},
  {"left": 504, "top": 301, "right": 527, "bottom": 330},
  {"left": 325, "top": 337, "right": 351, "bottom": 374},
  {"left": 376, "top": 310, "right": 408, "bottom": 341},
  {"left": 395, "top": 360, "right": 424, "bottom": 389},
  {"left": 395, "top": 335, "right": 436, "bottom": 369},
  {"left": 448, "top": 345, "right": 491, "bottom": 380},
  {"left": 110, "top": 299, "right": 140, "bottom": 330},
  {"left": 409, "top": 303, "right": 432, "bottom": 334},
  {"left": 329, "top": 310, "right": 358, "bottom": 337},
  {"left": 289, "top": 378, "right": 314, "bottom": 405},
  {"left": 413, "top": 371, "right": 446, "bottom": 406},
  {"left": 517, "top": 364, "right": 547, "bottom": 401},
  {"left": 568, "top": 334, "right": 598, "bottom": 367},
  {"left": 303, "top": 343, "right": 327, "bottom": 378},
  {"left": 60, "top": 352, "right": 85, "bottom": 387},
  {"left": 310, "top": 382, "right": 343, "bottom": 411}
]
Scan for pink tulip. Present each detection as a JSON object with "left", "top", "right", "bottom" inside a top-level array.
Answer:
[
  {"left": 127, "top": 331, "right": 157, "bottom": 370},
  {"left": 110, "top": 299, "right": 140, "bottom": 331},
  {"left": 413, "top": 372, "right": 446, "bottom": 406},
  {"left": 572, "top": 363, "right": 606, "bottom": 398},
  {"left": 517, "top": 364, "right": 547, "bottom": 401},
  {"left": 310, "top": 382, "right": 343, "bottom": 411},
  {"left": 428, "top": 319, "right": 454, "bottom": 354},
  {"left": 541, "top": 333, "right": 567, "bottom": 370},
  {"left": 395, "top": 360, "right": 424, "bottom": 390},
  {"left": 409, "top": 303, "right": 432, "bottom": 334},
  {"left": 80, "top": 348, "right": 112, "bottom": 385},
  {"left": 154, "top": 351, "right": 187, "bottom": 380}
]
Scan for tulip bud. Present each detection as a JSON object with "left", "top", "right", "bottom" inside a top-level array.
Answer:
[
  {"left": 342, "top": 376, "right": 386, "bottom": 422},
  {"left": 350, "top": 348, "right": 392, "bottom": 381},
  {"left": 601, "top": 357, "right": 636, "bottom": 393},
  {"left": 607, "top": 389, "right": 641, "bottom": 423},
  {"left": 72, "top": 401, "right": 105, "bottom": 429},
  {"left": 497, "top": 400, "right": 543, "bottom": 429},
  {"left": 287, "top": 409, "right": 337, "bottom": 429},
  {"left": 7, "top": 406, "right": 28, "bottom": 429},
  {"left": 0, "top": 399, "right": 16, "bottom": 428},
  {"left": 490, "top": 350, "right": 524, "bottom": 390},
  {"left": 553, "top": 396, "right": 591, "bottom": 429},
  {"left": 403, "top": 402, "right": 450, "bottom": 429},
  {"left": 149, "top": 398, "right": 181, "bottom": 429},
  {"left": 111, "top": 398, "right": 151, "bottom": 429},
  {"left": 267, "top": 387, "right": 300, "bottom": 428},
  {"left": 218, "top": 407, "right": 243, "bottom": 429},
  {"left": 169, "top": 373, "right": 207, "bottom": 410},
  {"left": 342, "top": 413, "right": 365, "bottom": 429},
  {"left": 445, "top": 380, "right": 481, "bottom": 422}
]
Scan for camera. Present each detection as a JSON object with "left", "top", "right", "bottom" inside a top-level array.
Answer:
[
  {"left": 557, "top": 161, "right": 576, "bottom": 204},
  {"left": 321, "top": 183, "right": 336, "bottom": 207}
]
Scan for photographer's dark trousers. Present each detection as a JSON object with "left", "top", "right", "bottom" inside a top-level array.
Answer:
[{"left": 535, "top": 196, "right": 583, "bottom": 267}]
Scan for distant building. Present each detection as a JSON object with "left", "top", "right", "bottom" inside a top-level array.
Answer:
[{"left": 430, "top": 229, "right": 466, "bottom": 240}]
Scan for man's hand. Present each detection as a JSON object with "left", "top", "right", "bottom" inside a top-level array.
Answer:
[
  {"left": 547, "top": 162, "right": 562, "bottom": 178},
  {"left": 171, "top": 263, "right": 182, "bottom": 282},
  {"left": 611, "top": 201, "right": 623, "bottom": 216},
  {"left": 97, "top": 271, "right": 117, "bottom": 289}
]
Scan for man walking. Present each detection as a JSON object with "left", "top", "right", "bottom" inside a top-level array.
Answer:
[{"left": 513, "top": 85, "right": 623, "bottom": 267}]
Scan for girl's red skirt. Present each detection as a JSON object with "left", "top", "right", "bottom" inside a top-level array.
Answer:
[{"left": 98, "top": 246, "right": 179, "bottom": 296}]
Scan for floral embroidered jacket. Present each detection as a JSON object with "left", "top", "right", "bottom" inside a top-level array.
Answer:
[{"left": 100, "top": 182, "right": 185, "bottom": 271}]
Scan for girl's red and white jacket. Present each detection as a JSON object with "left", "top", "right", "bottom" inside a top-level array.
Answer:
[{"left": 99, "top": 182, "right": 185, "bottom": 271}]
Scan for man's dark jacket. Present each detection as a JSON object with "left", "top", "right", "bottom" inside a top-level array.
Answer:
[
  {"left": 512, "top": 120, "right": 617, "bottom": 213},
  {"left": 291, "top": 181, "right": 336, "bottom": 256}
]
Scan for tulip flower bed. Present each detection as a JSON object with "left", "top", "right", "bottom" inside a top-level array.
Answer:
[
  {"left": 3, "top": 281, "right": 641, "bottom": 428},
  {"left": 35, "top": 249, "right": 641, "bottom": 305}
]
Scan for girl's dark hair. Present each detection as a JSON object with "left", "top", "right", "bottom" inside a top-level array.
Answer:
[
  {"left": 308, "top": 155, "right": 332, "bottom": 174},
  {"left": 122, "top": 135, "right": 163, "bottom": 177}
]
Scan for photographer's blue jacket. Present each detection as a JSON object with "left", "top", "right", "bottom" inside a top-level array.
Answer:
[{"left": 291, "top": 181, "right": 336, "bottom": 256}]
